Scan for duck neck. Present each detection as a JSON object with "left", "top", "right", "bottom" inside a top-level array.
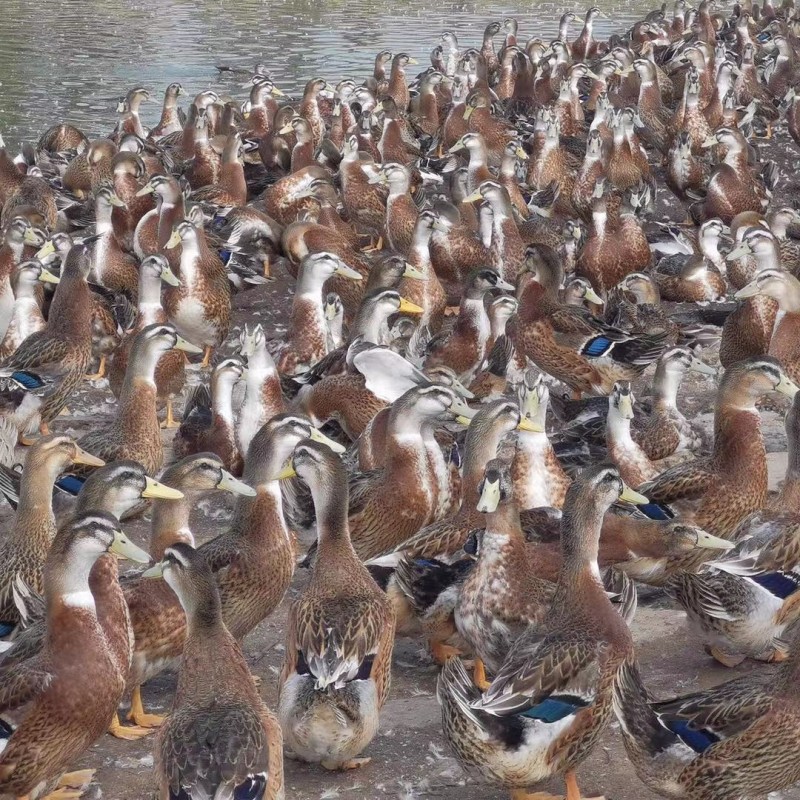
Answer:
[
  {"left": 312, "top": 476, "right": 354, "bottom": 561},
  {"left": 95, "top": 200, "right": 113, "bottom": 234},
  {"left": 654, "top": 366, "right": 683, "bottom": 409},
  {"left": 16, "top": 456, "right": 61, "bottom": 543},
  {"left": 462, "top": 425, "right": 508, "bottom": 507},
  {"left": 137, "top": 271, "right": 166, "bottom": 326},
  {"left": 354, "top": 303, "right": 389, "bottom": 344},
  {"left": 150, "top": 496, "right": 195, "bottom": 559},
  {"left": 484, "top": 501, "right": 523, "bottom": 546},
  {"left": 297, "top": 264, "right": 330, "bottom": 297},
  {"left": 212, "top": 371, "right": 236, "bottom": 428},
  {"left": 178, "top": 238, "right": 201, "bottom": 289},
  {"left": 559, "top": 502, "right": 602, "bottom": 581},
  {"left": 45, "top": 550, "right": 98, "bottom": 614}
]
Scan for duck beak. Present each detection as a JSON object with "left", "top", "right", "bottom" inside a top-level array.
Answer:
[
  {"left": 72, "top": 447, "right": 105, "bottom": 467},
  {"left": 109, "top": 530, "right": 151, "bottom": 564},
  {"left": 367, "top": 173, "right": 387, "bottom": 185},
  {"left": 38, "top": 269, "right": 60, "bottom": 285},
  {"left": 135, "top": 183, "right": 156, "bottom": 196},
  {"left": 619, "top": 484, "right": 649, "bottom": 505},
  {"left": 450, "top": 398, "right": 477, "bottom": 420},
  {"left": 309, "top": 427, "right": 346, "bottom": 453},
  {"left": 452, "top": 378, "right": 475, "bottom": 400},
  {"left": 142, "top": 561, "right": 164, "bottom": 578},
  {"left": 690, "top": 358, "right": 717, "bottom": 376},
  {"left": 618, "top": 392, "right": 635, "bottom": 420},
  {"left": 173, "top": 336, "right": 204, "bottom": 354},
  {"left": 775, "top": 372, "right": 800, "bottom": 397},
  {"left": 515, "top": 146, "right": 529, "bottom": 160},
  {"left": 402, "top": 263, "right": 427, "bottom": 280},
  {"left": 35, "top": 240, "right": 56, "bottom": 260},
  {"left": 108, "top": 193, "right": 127, "bottom": 208},
  {"left": 462, "top": 190, "right": 483, "bottom": 203},
  {"left": 734, "top": 281, "right": 760, "bottom": 299},
  {"left": 324, "top": 303, "right": 339, "bottom": 321},
  {"left": 448, "top": 142, "right": 466, "bottom": 154},
  {"left": 141, "top": 476, "right": 184, "bottom": 500},
  {"left": 165, "top": 229, "right": 182, "bottom": 249},
  {"left": 701, "top": 136, "right": 718, "bottom": 149},
  {"left": 334, "top": 263, "right": 363, "bottom": 280},
  {"left": 583, "top": 286, "right": 604, "bottom": 305},
  {"left": 160, "top": 266, "right": 181, "bottom": 287},
  {"left": 23, "top": 228, "right": 42, "bottom": 246},
  {"left": 463, "top": 105, "right": 475, "bottom": 120},
  {"left": 216, "top": 470, "right": 257, "bottom": 496},
  {"left": 271, "top": 86, "right": 286, "bottom": 96},
  {"left": 696, "top": 530, "right": 735, "bottom": 550},
  {"left": 477, "top": 477, "right": 501, "bottom": 513},
  {"left": 398, "top": 297, "right": 424, "bottom": 314},
  {"left": 278, "top": 123, "right": 294, "bottom": 135},
  {"left": 275, "top": 460, "right": 297, "bottom": 480},
  {"left": 517, "top": 416, "right": 545, "bottom": 433},
  {"left": 727, "top": 243, "right": 751, "bottom": 262}
]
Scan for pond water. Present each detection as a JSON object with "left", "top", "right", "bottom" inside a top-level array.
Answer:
[{"left": 2, "top": 0, "right": 670, "bottom": 147}]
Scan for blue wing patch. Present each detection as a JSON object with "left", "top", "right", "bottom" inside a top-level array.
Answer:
[
  {"left": 636, "top": 503, "right": 675, "bottom": 521},
  {"left": 520, "top": 696, "right": 588, "bottom": 723},
  {"left": 11, "top": 370, "right": 45, "bottom": 391},
  {"left": 582, "top": 336, "right": 613, "bottom": 358},
  {"left": 666, "top": 719, "right": 720, "bottom": 753},
  {"left": 55, "top": 475, "right": 86, "bottom": 496},
  {"left": 0, "top": 622, "right": 15, "bottom": 637},
  {"left": 751, "top": 571, "right": 800, "bottom": 599}
]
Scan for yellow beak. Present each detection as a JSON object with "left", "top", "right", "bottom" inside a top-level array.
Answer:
[
  {"left": 160, "top": 266, "right": 181, "bottom": 287},
  {"left": 271, "top": 87, "right": 286, "bottom": 96},
  {"left": 462, "top": 190, "right": 483, "bottom": 203},
  {"left": 165, "top": 229, "right": 182, "bottom": 249},
  {"left": 38, "top": 269, "right": 60, "bottom": 285},
  {"left": 72, "top": 447, "right": 105, "bottom": 467},
  {"left": 142, "top": 562, "right": 164, "bottom": 578},
  {"left": 477, "top": 478, "right": 501, "bottom": 513},
  {"left": 216, "top": 470, "right": 257, "bottom": 496},
  {"left": 135, "top": 184, "right": 156, "bottom": 197},
  {"left": 141, "top": 476, "right": 184, "bottom": 500},
  {"left": 309, "top": 427, "right": 346, "bottom": 453},
  {"left": 35, "top": 241, "right": 56, "bottom": 260},
  {"left": 583, "top": 286, "right": 604, "bottom": 305},
  {"left": 619, "top": 484, "right": 649, "bottom": 505},
  {"left": 776, "top": 373, "right": 800, "bottom": 398},
  {"left": 109, "top": 530, "right": 151, "bottom": 563},
  {"left": 275, "top": 461, "right": 297, "bottom": 480},
  {"left": 334, "top": 263, "right": 363, "bottom": 280},
  {"left": 517, "top": 417, "right": 545, "bottom": 433},
  {"left": 398, "top": 297, "right": 424, "bottom": 314},
  {"left": 108, "top": 193, "right": 127, "bottom": 208},
  {"left": 463, "top": 105, "right": 475, "bottom": 121},
  {"left": 173, "top": 335, "right": 204, "bottom": 354}
]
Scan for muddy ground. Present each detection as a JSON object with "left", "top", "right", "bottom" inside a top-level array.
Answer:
[{"left": 4, "top": 95, "right": 800, "bottom": 800}]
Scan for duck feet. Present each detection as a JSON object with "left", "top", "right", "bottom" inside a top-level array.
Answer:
[
  {"left": 361, "top": 235, "right": 383, "bottom": 253},
  {"left": 473, "top": 658, "right": 492, "bottom": 691},
  {"left": 37, "top": 769, "right": 96, "bottom": 799},
  {"left": 321, "top": 757, "right": 371, "bottom": 771},
  {"left": 705, "top": 644, "right": 746, "bottom": 668},
  {"left": 160, "top": 398, "right": 180, "bottom": 429},
  {"left": 444, "top": 306, "right": 461, "bottom": 317},
  {"left": 565, "top": 770, "right": 605, "bottom": 800},
  {"left": 85, "top": 356, "right": 106, "bottom": 381},
  {"left": 126, "top": 686, "right": 165, "bottom": 728},
  {"left": 200, "top": 346, "right": 213, "bottom": 370},
  {"left": 250, "top": 673, "right": 263, "bottom": 687},
  {"left": 39, "top": 422, "right": 51, "bottom": 436},
  {"left": 263, "top": 257, "right": 271, "bottom": 279},
  {"left": 108, "top": 712, "right": 154, "bottom": 740},
  {"left": 429, "top": 638, "right": 461, "bottom": 665}
]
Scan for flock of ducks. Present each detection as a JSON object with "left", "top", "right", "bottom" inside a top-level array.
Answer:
[{"left": 3, "top": 0, "right": 800, "bottom": 798}]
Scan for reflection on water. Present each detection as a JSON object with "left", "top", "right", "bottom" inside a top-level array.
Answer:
[{"left": 2, "top": 0, "right": 661, "bottom": 146}]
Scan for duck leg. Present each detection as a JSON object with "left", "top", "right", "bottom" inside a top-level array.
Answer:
[
  {"left": 108, "top": 711, "right": 154, "bottom": 740},
  {"left": 85, "top": 356, "right": 106, "bottom": 381},
  {"left": 34, "top": 769, "right": 96, "bottom": 800},
  {"left": 160, "top": 397, "right": 180, "bottom": 429},
  {"left": 200, "top": 346, "right": 213, "bottom": 370},
  {"left": 565, "top": 770, "right": 605, "bottom": 800},
  {"left": 429, "top": 638, "right": 461, "bottom": 664},
  {"left": 126, "top": 685, "right": 166, "bottom": 728},
  {"left": 263, "top": 257, "right": 271, "bottom": 279},
  {"left": 473, "top": 658, "right": 492, "bottom": 690},
  {"left": 705, "top": 644, "right": 746, "bottom": 668}
]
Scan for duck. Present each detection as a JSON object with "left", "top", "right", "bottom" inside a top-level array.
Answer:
[
  {"left": 513, "top": 244, "right": 668, "bottom": 398},
  {"left": 371, "top": 162, "right": 419, "bottom": 256},
  {"left": 164, "top": 219, "right": 231, "bottom": 367},
  {"left": 734, "top": 269, "right": 800, "bottom": 383},
  {"left": 511, "top": 373, "right": 571, "bottom": 510},
  {"left": 613, "top": 626, "right": 800, "bottom": 799},
  {"left": 0, "top": 260, "right": 59, "bottom": 361},
  {"left": 640, "top": 358, "right": 798, "bottom": 543},
  {"left": 278, "top": 440, "right": 396, "bottom": 771},
  {"left": 606, "top": 381, "right": 660, "bottom": 488},
  {"left": 424, "top": 268, "right": 514, "bottom": 382},
  {"left": 145, "top": 543, "right": 285, "bottom": 800},
  {"left": 237, "top": 322, "right": 285, "bottom": 457},
  {"left": 173, "top": 356, "right": 244, "bottom": 473},
  {"left": 0, "top": 241, "right": 95, "bottom": 433},
  {"left": 0, "top": 435, "right": 105, "bottom": 633},
  {"left": 278, "top": 252, "right": 362, "bottom": 375},
  {"left": 0, "top": 511, "right": 150, "bottom": 799},
  {"left": 0, "top": 217, "right": 45, "bottom": 346},
  {"left": 438, "top": 464, "right": 641, "bottom": 800},
  {"left": 107, "top": 254, "right": 186, "bottom": 428},
  {"left": 149, "top": 82, "right": 186, "bottom": 140},
  {"left": 86, "top": 185, "right": 140, "bottom": 299},
  {"left": 343, "top": 384, "right": 470, "bottom": 562},
  {"left": 454, "top": 459, "right": 556, "bottom": 690},
  {"left": 692, "top": 128, "right": 774, "bottom": 224},
  {"left": 77, "top": 324, "right": 202, "bottom": 474}
]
